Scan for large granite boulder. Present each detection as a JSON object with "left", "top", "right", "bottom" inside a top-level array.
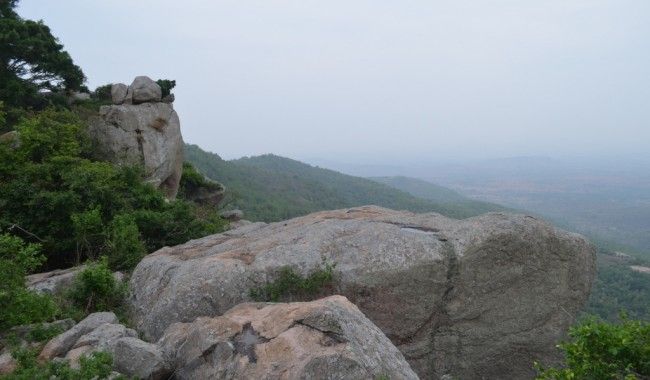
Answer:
[
  {"left": 89, "top": 82, "right": 184, "bottom": 198},
  {"left": 129, "top": 206, "right": 596, "bottom": 379},
  {"left": 130, "top": 76, "right": 162, "bottom": 104},
  {"left": 157, "top": 295, "right": 417, "bottom": 379}
]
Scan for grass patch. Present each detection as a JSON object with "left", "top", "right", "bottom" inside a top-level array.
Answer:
[{"left": 249, "top": 260, "right": 336, "bottom": 302}]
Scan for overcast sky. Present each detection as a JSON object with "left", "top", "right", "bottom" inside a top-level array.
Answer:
[{"left": 18, "top": 1, "right": 650, "bottom": 162}]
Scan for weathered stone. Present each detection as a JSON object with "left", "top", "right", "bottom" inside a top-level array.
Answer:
[
  {"left": 161, "top": 93, "right": 175, "bottom": 103},
  {"left": 0, "top": 352, "right": 16, "bottom": 375},
  {"left": 130, "top": 206, "right": 596, "bottom": 379},
  {"left": 113, "top": 337, "right": 170, "bottom": 380},
  {"left": 111, "top": 83, "right": 128, "bottom": 105},
  {"left": 39, "top": 312, "right": 118, "bottom": 361},
  {"left": 26, "top": 267, "right": 83, "bottom": 294},
  {"left": 89, "top": 102, "right": 184, "bottom": 198},
  {"left": 0, "top": 130, "right": 20, "bottom": 149},
  {"left": 219, "top": 209, "right": 244, "bottom": 221},
  {"left": 158, "top": 295, "right": 417, "bottom": 380},
  {"left": 130, "top": 76, "right": 161, "bottom": 104}
]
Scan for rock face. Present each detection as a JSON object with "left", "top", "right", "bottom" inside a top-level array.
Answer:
[
  {"left": 130, "top": 206, "right": 596, "bottom": 379},
  {"left": 158, "top": 295, "right": 417, "bottom": 380},
  {"left": 89, "top": 76, "right": 183, "bottom": 198}
]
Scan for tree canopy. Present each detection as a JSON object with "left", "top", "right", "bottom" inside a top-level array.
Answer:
[{"left": 0, "top": 0, "right": 85, "bottom": 111}]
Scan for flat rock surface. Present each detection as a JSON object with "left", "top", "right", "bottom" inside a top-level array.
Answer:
[{"left": 130, "top": 206, "right": 596, "bottom": 379}]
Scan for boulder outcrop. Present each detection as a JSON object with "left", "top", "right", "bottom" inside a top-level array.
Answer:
[
  {"left": 130, "top": 206, "right": 596, "bottom": 379},
  {"left": 89, "top": 76, "right": 183, "bottom": 198},
  {"left": 158, "top": 295, "right": 417, "bottom": 379}
]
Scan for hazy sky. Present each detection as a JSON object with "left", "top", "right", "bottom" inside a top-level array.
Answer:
[{"left": 18, "top": 1, "right": 650, "bottom": 162}]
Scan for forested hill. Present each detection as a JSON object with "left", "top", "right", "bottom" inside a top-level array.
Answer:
[
  {"left": 370, "top": 176, "right": 510, "bottom": 216},
  {"left": 185, "top": 144, "right": 505, "bottom": 222}
]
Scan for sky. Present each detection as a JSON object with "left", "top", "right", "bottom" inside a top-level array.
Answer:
[{"left": 18, "top": 0, "right": 650, "bottom": 163}]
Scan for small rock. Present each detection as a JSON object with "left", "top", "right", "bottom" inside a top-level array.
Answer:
[
  {"left": 0, "top": 352, "right": 16, "bottom": 375},
  {"left": 130, "top": 76, "right": 162, "bottom": 104},
  {"left": 111, "top": 83, "right": 128, "bottom": 105},
  {"left": 219, "top": 209, "right": 244, "bottom": 221},
  {"left": 161, "top": 93, "right": 175, "bottom": 103},
  {"left": 113, "top": 337, "right": 170, "bottom": 380},
  {"left": 0, "top": 131, "right": 20, "bottom": 149},
  {"left": 26, "top": 266, "right": 83, "bottom": 294},
  {"left": 39, "top": 312, "right": 118, "bottom": 361}
]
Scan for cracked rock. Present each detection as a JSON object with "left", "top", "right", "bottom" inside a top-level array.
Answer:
[
  {"left": 157, "top": 295, "right": 417, "bottom": 379},
  {"left": 130, "top": 206, "right": 596, "bottom": 379}
]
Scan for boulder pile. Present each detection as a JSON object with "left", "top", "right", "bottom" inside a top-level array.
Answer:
[{"left": 88, "top": 76, "right": 183, "bottom": 198}]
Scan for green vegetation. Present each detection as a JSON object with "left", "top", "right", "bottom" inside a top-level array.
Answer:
[
  {"left": 66, "top": 259, "right": 127, "bottom": 316},
  {"left": 535, "top": 317, "right": 649, "bottom": 380},
  {"left": 0, "top": 110, "right": 225, "bottom": 270},
  {"left": 156, "top": 79, "right": 176, "bottom": 98},
  {"left": 0, "top": 234, "right": 58, "bottom": 330},
  {"left": 185, "top": 144, "right": 504, "bottom": 222},
  {"left": 0, "top": 0, "right": 85, "bottom": 127},
  {"left": 249, "top": 261, "right": 336, "bottom": 302},
  {"left": 2, "top": 349, "right": 116, "bottom": 380}
]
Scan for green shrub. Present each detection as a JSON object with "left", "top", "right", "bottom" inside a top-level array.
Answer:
[
  {"left": 0, "top": 234, "right": 58, "bottom": 330},
  {"left": 156, "top": 79, "right": 176, "bottom": 98},
  {"left": 92, "top": 84, "right": 113, "bottom": 101},
  {"left": 66, "top": 258, "right": 126, "bottom": 315},
  {"left": 249, "top": 261, "right": 336, "bottom": 302},
  {"left": 106, "top": 214, "right": 145, "bottom": 271},
  {"left": 535, "top": 317, "right": 650, "bottom": 379},
  {"left": 0, "top": 110, "right": 226, "bottom": 269},
  {"left": 3, "top": 349, "right": 115, "bottom": 380}
]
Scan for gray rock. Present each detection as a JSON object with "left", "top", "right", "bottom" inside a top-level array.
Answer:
[
  {"left": 130, "top": 76, "right": 161, "bottom": 104},
  {"left": 26, "top": 267, "right": 83, "bottom": 294},
  {"left": 113, "top": 337, "right": 170, "bottom": 380},
  {"left": 129, "top": 206, "right": 596, "bottom": 379},
  {"left": 219, "top": 209, "right": 244, "bottom": 221},
  {"left": 161, "top": 93, "right": 175, "bottom": 103},
  {"left": 158, "top": 295, "right": 417, "bottom": 380},
  {"left": 0, "top": 352, "right": 16, "bottom": 375},
  {"left": 89, "top": 102, "right": 184, "bottom": 198},
  {"left": 0, "top": 131, "right": 20, "bottom": 149},
  {"left": 72, "top": 323, "right": 138, "bottom": 352},
  {"left": 111, "top": 83, "right": 128, "bottom": 105},
  {"left": 39, "top": 312, "right": 118, "bottom": 361}
]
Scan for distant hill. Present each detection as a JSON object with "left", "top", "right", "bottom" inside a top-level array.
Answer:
[
  {"left": 370, "top": 176, "right": 509, "bottom": 216},
  {"left": 184, "top": 144, "right": 506, "bottom": 222}
]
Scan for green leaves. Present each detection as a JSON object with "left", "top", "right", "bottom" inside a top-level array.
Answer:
[{"left": 536, "top": 317, "right": 650, "bottom": 379}]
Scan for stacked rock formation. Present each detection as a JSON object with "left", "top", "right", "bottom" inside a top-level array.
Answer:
[{"left": 88, "top": 76, "right": 183, "bottom": 198}]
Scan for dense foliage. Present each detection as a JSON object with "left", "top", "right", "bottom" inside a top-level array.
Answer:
[
  {"left": 65, "top": 259, "right": 127, "bottom": 316},
  {"left": 0, "top": 0, "right": 85, "bottom": 126},
  {"left": 185, "top": 144, "right": 504, "bottom": 222},
  {"left": 0, "top": 234, "right": 57, "bottom": 329},
  {"left": 0, "top": 110, "right": 225, "bottom": 270},
  {"left": 536, "top": 317, "right": 650, "bottom": 379},
  {"left": 2, "top": 349, "right": 116, "bottom": 380}
]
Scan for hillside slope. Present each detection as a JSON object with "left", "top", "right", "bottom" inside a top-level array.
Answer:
[
  {"left": 185, "top": 144, "right": 505, "bottom": 222},
  {"left": 370, "top": 176, "right": 509, "bottom": 216}
]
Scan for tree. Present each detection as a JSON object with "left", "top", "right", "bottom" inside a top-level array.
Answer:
[{"left": 0, "top": 0, "right": 85, "bottom": 111}]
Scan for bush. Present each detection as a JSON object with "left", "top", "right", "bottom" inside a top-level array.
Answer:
[
  {"left": 3, "top": 349, "right": 115, "bottom": 380},
  {"left": 106, "top": 214, "right": 145, "bottom": 271},
  {"left": 249, "top": 261, "right": 336, "bottom": 302},
  {"left": 66, "top": 259, "right": 126, "bottom": 315},
  {"left": 156, "top": 79, "right": 176, "bottom": 98},
  {"left": 535, "top": 317, "right": 650, "bottom": 379},
  {"left": 0, "top": 110, "right": 226, "bottom": 269},
  {"left": 0, "top": 234, "right": 58, "bottom": 330}
]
